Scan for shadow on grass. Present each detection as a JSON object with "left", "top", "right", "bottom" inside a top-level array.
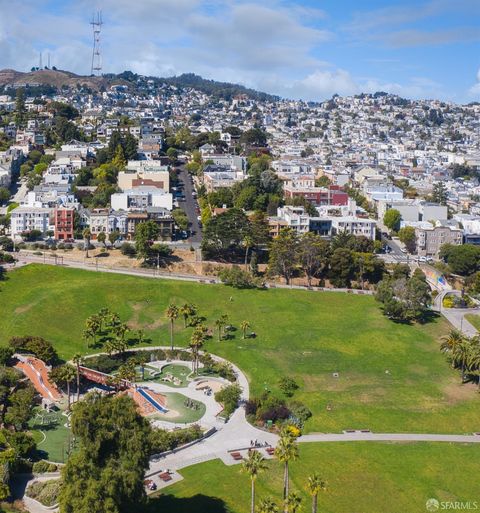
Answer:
[{"left": 145, "top": 494, "right": 229, "bottom": 513}]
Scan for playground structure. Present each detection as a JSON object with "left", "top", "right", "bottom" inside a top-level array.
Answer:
[
  {"left": 15, "top": 355, "right": 62, "bottom": 402},
  {"left": 127, "top": 387, "right": 168, "bottom": 416}
]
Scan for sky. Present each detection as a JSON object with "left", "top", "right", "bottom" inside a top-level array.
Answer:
[{"left": 0, "top": 0, "right": 479, "bottom": 103}]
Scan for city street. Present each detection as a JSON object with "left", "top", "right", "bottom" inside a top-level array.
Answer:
[{"left": 177, "top": 165, "right": 202, "bottom": 244}]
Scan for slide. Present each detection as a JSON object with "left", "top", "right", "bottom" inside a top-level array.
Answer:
[
  {"left": 15, "top": 357, "right": 62, "bottom": 402},
  {"left": 138, "top": 388, "right": 168, "bottom": 413}
]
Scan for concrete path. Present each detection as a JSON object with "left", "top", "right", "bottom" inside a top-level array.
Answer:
[{"left": 433, "top": 290, "right": 479, "bottom": 337}]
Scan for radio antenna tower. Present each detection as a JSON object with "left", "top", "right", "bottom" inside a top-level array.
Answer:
[{"left": 90, "top": 11, "right": 103, "bottom": 76}]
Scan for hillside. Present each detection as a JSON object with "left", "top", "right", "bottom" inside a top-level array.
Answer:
[
  {"left": 0, "top": 68, "right": 128, "bottom": 91},
  {"left": 0, "top": 68, "right": 279, "bottom": 101}
]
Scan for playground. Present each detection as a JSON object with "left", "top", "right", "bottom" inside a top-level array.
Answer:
[{"left": 29, "top": 408, "right": 73, "bottom": 463}]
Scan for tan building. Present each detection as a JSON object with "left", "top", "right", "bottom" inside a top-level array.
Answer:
[
  {"left": 118, "top": 170, "right": 170, "bottom": 192},
  {"left": 414, "top": 222, "right": 463, "bottom": 257}
]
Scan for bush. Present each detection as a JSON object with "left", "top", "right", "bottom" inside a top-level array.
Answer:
[
  {"left": 26, "top": 480, "right": 61, "bottom": 507},
  {"left": 279, "top": 376, "right": 299, "bottom": 397},
  {"left": 218, "top": 266, "right": 262, "bottom": 289},
  {"left": 255, "top": 394, "right": 291, "bottom": 423},
  {"left": 0, "top": 252, "right": 14, "bottom": 263},
  {"left": 288, "top": 401, "right": 312, "bottom": 425},
  {"left": 215, "top": 384, "right": 242, "bottom": 417},
  {"left": 32, "top": 460, "right": 58, "bottom": 473},
  {"left": 120, "top": 242, "right": 136, "bottom": 257},
  {"left": 85, "top": 354, "right": 121, "bottom": 374},
  {"left": 150, "top": 425, "right": 202, "bottom": 454}
]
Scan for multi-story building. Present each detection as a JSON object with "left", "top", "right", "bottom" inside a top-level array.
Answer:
[
  {"left": 283, "top": 185, "right": 349, "bottom": 207},
  {"left": 414, "top": 221, "right": 463, "bottom": 257},
  {"left": 11, "top": 207, "right": 51, "bottom": 237},
  {"left": 111, "top": 187, "right": 173, "bottom": 211},
  {"left": 54, "top": 208, "right": 75, "bottom": 240}
]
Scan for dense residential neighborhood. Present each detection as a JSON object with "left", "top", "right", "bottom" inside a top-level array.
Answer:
[{"left": 1, "top": 68, "right": 480, "bottom": 513}]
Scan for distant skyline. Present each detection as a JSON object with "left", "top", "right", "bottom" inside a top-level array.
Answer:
[{"left": 0, "top": 0, "right": 479, "bottom": 103}]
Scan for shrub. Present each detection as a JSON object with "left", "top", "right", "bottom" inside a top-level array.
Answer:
[
  {"left": 85, "top": 354, "right": 121, "bottom": 374},
  {"left": 288, "top": 401, "right": 312, "bottom": 425},
  {"left": 256, "top": 395, "right": 291, "bottom": 423},
  {"left": 279, "top": 376, "right": 299, "bottom": 397},
  {"left": 0, "top": 252, "right": 14, "bottom": 263},
  {"left": 26, "top": 479, "right": 61, "bottom": 507},
  {"left": 150, "top": 424, "right": 203, "bottom": 454},
  {"left": 120, "top": 242, "right": 136, "bottom": 257},
  {"left": 215, "top": 384, "right": 242, "bottom": 417},
  {"left": 32, "top": 460, "right": 58, "bottom": 473},
  {"left": 218, "top": 266, "right": 262, "bottom": 289}
]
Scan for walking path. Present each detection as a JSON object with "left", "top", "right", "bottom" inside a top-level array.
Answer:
[{"left": 433, "top": 290, "right": 479, "bottom": 337}]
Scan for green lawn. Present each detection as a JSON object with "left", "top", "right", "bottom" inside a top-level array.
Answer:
[
  {"left": 161, "top": 392, "right": 206, "bottom": 424},
  {"left": 1, "top": 264, "right": 479, "bottom": 433},
  {"left": 465, "top": 313, "right": 480, "bottom": 331},
  {"left": 29, "top": 408, "right": 73, "bottom": 463},
  {"left": 147, "top": 443, "right": 480, "bottom": 513}
]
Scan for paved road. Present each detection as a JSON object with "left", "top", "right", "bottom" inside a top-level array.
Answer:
[
  {"left": 177, "top": 166, "right": 202, "bottom": 244},
  {"left": 433, "top": 290, "right": 479, "bottom": 337}
]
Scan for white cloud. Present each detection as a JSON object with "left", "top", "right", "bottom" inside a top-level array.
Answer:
[{"left": 468, "top": 68, "right": 480, "bottom": 97}]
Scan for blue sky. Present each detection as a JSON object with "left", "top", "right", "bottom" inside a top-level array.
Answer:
[{"left": 0, "top": 0, "right": 479, "bottom": 103}]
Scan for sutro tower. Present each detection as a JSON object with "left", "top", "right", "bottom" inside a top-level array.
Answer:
[{"left": 90, "top": 11, "right": 103, "bottom": 76}]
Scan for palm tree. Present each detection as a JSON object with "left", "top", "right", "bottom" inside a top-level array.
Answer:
[
  {"left": 180, "top": 303, "right": 196, "bottom": 328},
  {"left": 82, "top": 328, "right": 94, "bottom": 349},
  {"left": 466, "top": 342, "right": 480, "bottom": 389},
  {"left": 285, "top": 492, "right": 302, "bottom": 513},
  {"left": 275, "top": 430, "right": 299, "bottom": 504},
  {"left": 241, "top": 450, "right": 267, "bottom": 513},
  {"left": 72, "top": 354, "right": 82, "bottom": 402},
  {"left": 306, "top": 473, "right": 326, "bottom": 513},
  {"left": 189, "top": 327, "right": 205, "bottom": 373},
  {"left": 135, "top": 352, "right": 149, "bottom": 381},
  {"left": 215, "top": 314, "right": 229, "bottom": 341},
  {"left": 63, "top": 365, "right": 76, "bottom": 411},
  {"left": 441, "top": 329, "right": 464, "bottom": 367},
  {"left": 258, "top": 498, "right": 279, "bottom": 513},
  {"left": 452, "top": 339, "right": 472, "bottom": 382},
  {"left": 82, "top": 228, "right": 91, "bottom": 258},
  {"left": 97, "top": 231, "right": 106, "bottom": 247},
  {"left": 241, "top": 320, "right": 250, "bottom": 340},
  {"left": 166, "top": 304, "right": 179, "bottom": 350},
  {"left": 243, "top": 235, "right": 254, "bottom": 269},
  {"left": 85, "top": 315, "right": 101, "bottom": 345}
]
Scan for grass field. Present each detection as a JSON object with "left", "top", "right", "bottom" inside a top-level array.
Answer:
[
  {"left": 161, "top": 392, "right": 206, "bottom": 424},
  {"left": 465, "top": 313, "right": 480, "bottom": 331},
  {"left": 1, "top": 264, "right": 479, "bottom": 434},
  {"left": 29, "top": 408, "right": 73, "bottom": 463},
  {"left": 147, "top": 443, "right": 480, "bottom": 513}
]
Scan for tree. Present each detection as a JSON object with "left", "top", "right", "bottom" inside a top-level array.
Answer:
[
  {"left": 215, "top": 314, "right": 229, "bottom": 341},
  {"left": 259, "top": 498, "right": 279, "bottom": 513},
  {"left": 72, "top": 354, "right": 83, "bottom": 403},
  {"left": 180, "top": 303, "right": 197, "bottom": 328},
  {"left": 109, "top": 230, "right": 121, "bottom": 246},
  {"left": 297, "top": 233, "right": 330, "bottom": 286},
  {"left": 241, "top": 449, "right": 267, "bottom": 513},
  {"left": 97, "top": 232, "right": 106, "bottom": 247},
  {"left": 201, "top": 208, "right": 251, "bottom": 260},
  {"left": 134, "top": 221, "right": 160, "bottom": 261},
  {"left": 306, "top": 473, "right": 326, "bottom": 513},
  {"left": 240, "top": 320, "right": 250, "bottom": 339},
  {"left": 189, "top": 327, "right": 206, "bottom": 373},
  {"left": 15, "top": 88, "right": 26, "bottom": 127},
  {"left": 285, "top": 492, "right": 303, "bottom": 513},
  {"left": 398, "top": 226, "right": 416, "bottom": 254},
  {"left": 275, "top": 429, "right": 299, "bottom": 503},
  {"left": 0, "top": 188, "right": 10, "bottom": 204},
  {"left": 440, "top": 244, "right": 480, "bottom": 276},
  {"left": 59, "top": 393, "right": 152, "bottom": 513},
  {"left": 268, "top": 229, "right": 298, "bottom": 285},
  {"left": 50, "top": 365, "right": 76, "bottom": 410},
  {"left": 82, "top": 228, "right": 91, "bottom": 258},
  {"left": 166, "top": 304, "right": 179, "bottom": 350},
  {"left": 441, "top": 329, "right": 464, "bottom": 367},
  {"left": 383, "top": 209, "right": 401, "bottom": 232},
  {"left": 329, "top": 248, "right": 355, "bottom": 288},
  {"left": 431, "top": 182, "right": 448, "bottom": 205}
]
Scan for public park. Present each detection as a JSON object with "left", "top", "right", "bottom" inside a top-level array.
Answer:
[{"left": 1, "top": 263, "right": 480, "bottom": 512}]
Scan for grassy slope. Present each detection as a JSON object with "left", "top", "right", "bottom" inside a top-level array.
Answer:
[
  {"left": 1, "top": 265, "right": 478, "bottom": 433},
  {"left": 465, "top": 313, "right": 480, "bottom": 331},
  {"left": 148, "top": 443, "right": 480, "bottom": 513}
]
